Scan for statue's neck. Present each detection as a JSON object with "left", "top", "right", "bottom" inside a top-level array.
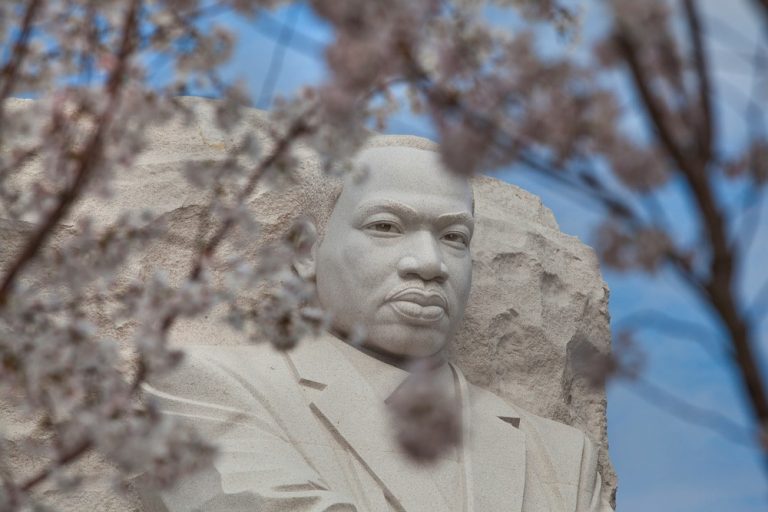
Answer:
[
  {"left": 325, "top": 332, "right": 455, "bottom": 401},
  {"left": 352, "top": 341, "right": 447, "bottom": 371}
]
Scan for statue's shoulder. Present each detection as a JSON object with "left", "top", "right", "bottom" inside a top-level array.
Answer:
[
  {"left": 516, "top": 404, "right": 588, "bottom": 447},
  {"left": 467, "top": 380, "right": 591, "bottom": 464},
  {"left": 147, "top": 343, "right": 297, "bottom": 410},
  {"left": 179, "top": 342, "right": 289, "bottom": 375}
]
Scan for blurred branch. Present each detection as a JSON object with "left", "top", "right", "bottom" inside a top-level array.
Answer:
[
  {"left": 143, "top": 107, "right": 314, "bottom": 388},
  {"left": 625, "top": 377, "right": 754, "bottom": 447},
  {"left": 516, "top": 152, "right": 705, "bottom": 294},
  {"left": 616, "top": 309, "right": 731, "bottom": 361},
  {"left": 683, "top": 0, "right": 714, "bottom": 160},
  {"left": 734, "top": 46, "right": 768, "bottom": 258},
  {"left": 0, "top": 0, "right": 44, "bottom": 143},
  {"left": 189, "top": 113, "right": 312, "bottom": 280},
  {"left": 257, "top": 2, "right": 302, "bottom": 108},
  {"left": 707, "top": 14, "right": 767, "bottom": 56},
  {"left": 2, "top": 2, "right": 143, "bottom": 498},
  {"left": 17, "top": 438, "right": 91, "bottom": 494},
  {"left": 748, "top": 278, "right": 768, "bottom": 321},
  {"left": 0, "top": 0, "right": 142, "bottom": 309},
  {"left": 0, "top": 143, "right": 40, "bottom": 176},
  {"left": 735, "top": 181, "right": 767, "bottom": 257},
  {"left": 614, "top": 31, "right": 694, "bottom": 177},
  {"left": 753, "top": 0, "right": 768, "bottom": 32},
  {"left": 638, "top": 190, "right": 673, "bottom": 235},
  {"left": 253, "top": 10, "right": 325, "bottom": 59},
  {"left": 617, "top": 8, "right": 768, "bottom": 461},
  {"left": 516, "top": 152, "right": 638, "bottom": 221}
]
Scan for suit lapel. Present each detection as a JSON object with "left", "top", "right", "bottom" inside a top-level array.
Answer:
[
  {"left": 287, "top": 337, "right": 528, "bottom": 512},
  {"left": 287, "top": 336, "right": 453, "bottom": 512},
  {"left": 456, "top": 367, "right": 527, "bottom": 512}
]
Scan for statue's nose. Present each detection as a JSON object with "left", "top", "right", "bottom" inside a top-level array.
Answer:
[{"left": 396, "top": 232, "right": 449, "bottom": 282}]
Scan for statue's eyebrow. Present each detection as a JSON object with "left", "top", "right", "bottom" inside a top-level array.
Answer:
[
  {"left": 353, "top": 199, "right": 474, "bottom": 232},
  {"left": 353, "top": 199, "right": 419, "bottom": 221},
  {"left": 437, "top": 212, "right": 474, "bottom": 233}
]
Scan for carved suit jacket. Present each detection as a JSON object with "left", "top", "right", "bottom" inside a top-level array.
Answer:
[{"left": 139, "top": 336, "right": 613, "bottom": 512}]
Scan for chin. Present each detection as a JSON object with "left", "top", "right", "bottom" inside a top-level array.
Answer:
[{"left": 367, "top": 324, "right": 449, "bottom": 360}]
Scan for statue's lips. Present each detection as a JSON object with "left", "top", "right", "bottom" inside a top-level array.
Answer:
[{"left": 385, "top": 290, "right": 447, "bottom": 323}]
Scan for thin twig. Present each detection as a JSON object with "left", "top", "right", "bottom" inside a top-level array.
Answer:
[
  {"left": 257, "top": 3, "right": 302, "bottom": 108},
  {"left": 0, "top": 144, "right": 41, "bottom": 178},
  {"left": 131, "top": 109, "right": 314, "bottom": 392},
  {"left": 190, "top": 114, "right": 312, "bottom": 280},
  {"left": 17, "top": 439, "right": 92, "bottom": 493},
  {"left": 0, "top": 144, "right": 42, "bottom": 217},
  {"left": 734, "top": 44, "right": 768, "bottom": 258},
  {"left": 624, "top": 377, "right": 754, "bottom": 447},
  {"left": 706, "top": 14, "right": 765, "bottom": 56},
  {"left": 615, "top": 309, "right": 730, "bottom": 361},
  {"left": 253, "top": 10, "right": 326, "bottom": 59},
  {"left": 0, "top": 0, "right": 44, "bottom": 147}
]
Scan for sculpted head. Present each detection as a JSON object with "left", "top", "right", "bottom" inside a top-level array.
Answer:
[{"left": 296, "top": 145, "right": 474, "bottom": 362}]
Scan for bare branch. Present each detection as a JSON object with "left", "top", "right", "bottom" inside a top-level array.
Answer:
[
  {"left": 190, "top": 113, "right": 312, "bottom": 280},
  {"left": 17, "top": 439, "right": 92, "bottom": 494},
  {"left": 735, "top": 45, "right": 768, "bottom": 257},
  {"left": 683, "top": 0, "right": 715, "bottom": 160},
  {"left": 616, "top": 309, "right": 730, "bottom": 361},
  {"left": 131, "top": 108, "right": 314, "bottom": 392},
  {"left": 614, "top": 30, "right": 695, "bottom": 178},
  {"left": 625, "top": 377, "right": 754, "bottom": 447},
  {"left": 257, "top": 3, "right": 303, "bottom": 108}
]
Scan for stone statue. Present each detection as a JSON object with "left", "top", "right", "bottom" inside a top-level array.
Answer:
[{"left": 138, "top": 143, "right": 614, "bottom": 512}]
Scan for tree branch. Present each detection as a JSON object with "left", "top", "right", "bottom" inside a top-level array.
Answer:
[
  {"left": 626, "top": 377, "right": 754, "bottom": 447},
  {"left": 17, "top": 439, "right": 92, "bottom": 494},
  {"left": 683, "top": 0, "right": 715, "bottom": 161},
  {"left": 752, "top": 0, "right": 768, "bottom": 33},
  {"left": 0, "top": 0, "right": 142, "bottom": 308},
  {"left": 189, "top": 113, "right": 312, "bottom": 281},
  {"left": 616, "top": 309, "right": 731, "bottom": 361},
  {"left": 0, "top": 0, "right": 43, "bottom": 105},
  {"left": 614, "top": 31, "right": 695, "bottom": 178},
  {"left": 617, "top": 10, "right": 768, "bottom": 456},
  {"left": 133, "top": 108, "right": 314, "bottom": 391}
]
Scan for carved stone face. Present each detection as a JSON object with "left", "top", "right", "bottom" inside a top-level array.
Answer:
[{"left": 313, "top": 146, "right": 474, "bottom": 360}]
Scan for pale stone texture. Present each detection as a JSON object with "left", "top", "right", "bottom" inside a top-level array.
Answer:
[{"left": 0, "top": 97, "right": 616, "bottom": 508}]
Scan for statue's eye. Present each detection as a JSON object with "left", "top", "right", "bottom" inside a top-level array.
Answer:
[
  {"left": 366, "top": 221, "right": 401, "bottom": 234},
  {"left": 442, "top": 232, "right": 469, "bottom": 247}
]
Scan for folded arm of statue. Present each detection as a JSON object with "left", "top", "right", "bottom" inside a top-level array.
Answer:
[{"left": 136, "top": 346, "right": 359, "bottom": 512}]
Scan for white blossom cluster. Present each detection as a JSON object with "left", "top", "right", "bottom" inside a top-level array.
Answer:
[{"left": 1, "top": 0, "right": 767, "bottom": 508}]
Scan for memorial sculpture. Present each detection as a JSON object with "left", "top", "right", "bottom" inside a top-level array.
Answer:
[
  {"left": 0, "top": 97, "right": 615, "bottom": 511},
  {"left": 139, "top": 142, "right": 615, "bottom": 512}
]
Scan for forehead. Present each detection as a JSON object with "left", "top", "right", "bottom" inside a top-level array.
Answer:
[{"left": 336, "top": 147, "right": 473, "bottom": 214}]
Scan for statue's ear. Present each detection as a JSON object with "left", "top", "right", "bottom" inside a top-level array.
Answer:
[{"left": 290, "top": 219, "right": 319, "bottom": 281}]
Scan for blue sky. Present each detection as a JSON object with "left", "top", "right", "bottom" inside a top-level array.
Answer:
[{"left": 199, "top": 2, "right": 768, "bottom": 510}]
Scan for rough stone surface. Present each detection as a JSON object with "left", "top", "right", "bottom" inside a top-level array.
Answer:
[{"left": 0, "top": 97, "right": 616, "bottom": 508}]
